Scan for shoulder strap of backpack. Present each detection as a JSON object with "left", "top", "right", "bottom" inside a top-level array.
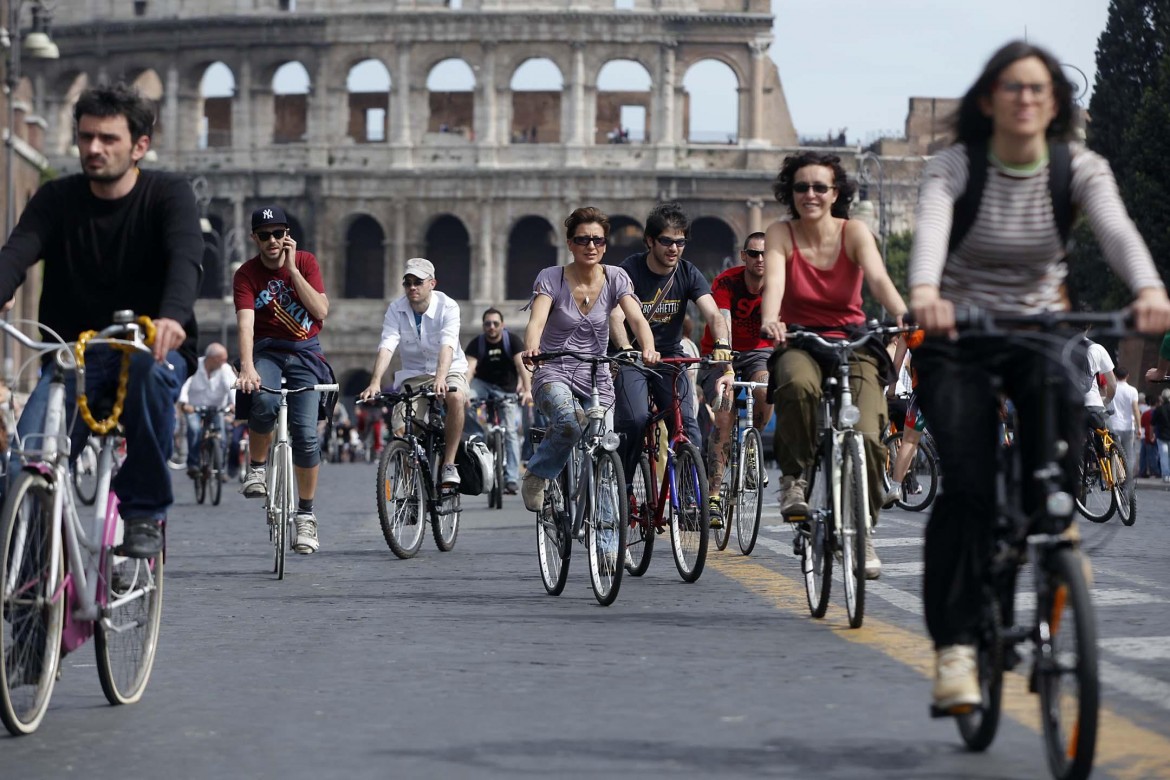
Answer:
[
  {"left": 475, "top": 334, "right": 487, "bottom": 362},
  {"left": 948, "top": 139, "right": 989, "bottom": 254},
  {"left": 1048, "top": 141, "right": 1074, "bottom": 247},
  {"left": 500, "top": 330, "right": 514, "bottom": 360}
]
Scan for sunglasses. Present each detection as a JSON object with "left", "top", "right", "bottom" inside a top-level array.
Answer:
[
  {"left": 484, "top": 321, "right": 502, "bottom": 328},
  {"left": 403, "top": 277, "right": 426, "bottom": 288},
  {"left": 571, "top": 235, "right": 607, "bottom": 247},
  {"left": 655, "top": 236, "right": 687, "bottom": 248},
  {"left": 792, "top": 182, "right": 834, "bottom": 194},
  {"left": 255, "top": 229, "right": 288, "bottom": 242},
  {"left": 743, "top": 249, "right": 764, "bottom": 259}
]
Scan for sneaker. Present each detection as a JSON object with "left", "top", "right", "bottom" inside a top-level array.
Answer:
[
  {"left": 241, "top": 467, "right": 267, "bottom": 498},
  {"left": 708, "top": 494, "right": 725, "bottom": 529},
  {"left": 881, "top": 484, "right": 902, "bottom": 509},
  {"left": 440, "top": 463, "right": 461, "bottom": 488},
  {"left": 505, "top": 481, "right": 519, "bottom": 495},
  {"left": 864, "top": 535, "right": 882, "bottom": 580},
  {"left": 116, "top": 517, "right": 164, "bottom": 559},
  {"left": 522, "top": 473, "right": 547, "bottom": 512},
  {"left": 932, "top": 645, "right": 981, "bottom": 711},
  {"left": 293, "top": 512, "right": 319, "bottom": 554},
  {"left": 780, "top": 475, "right": 809, "bottom": 518}
]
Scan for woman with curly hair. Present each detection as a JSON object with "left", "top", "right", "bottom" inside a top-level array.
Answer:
[{"left": 758, "top": 151, "right": 907, "bottom": 579}]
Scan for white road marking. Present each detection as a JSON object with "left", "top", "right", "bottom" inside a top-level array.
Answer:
[{"left": 1099, "top": 636, "right": 1170, "bottom": 662}]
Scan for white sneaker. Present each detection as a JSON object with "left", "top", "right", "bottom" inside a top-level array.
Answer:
[
  {"left": 933, "top": 645, "right": 980, "bottom": 711},
  {"left": 441, "top": 463, "right": 461, "bottom": 488},
  {"left": 241, "top": 467, "right": 267, "bottom": 498},
  {"left": 521, "top": 473, "right": 547, "bottom": 512},
  {"left": 864, "top": 535, "right": 881, "bottom": 580},
  {"left": 293, "top": 512, "right": 319, "bottom": 554},
  {"left": 880, "top": 484, "right": 901, "bottom": 508}
]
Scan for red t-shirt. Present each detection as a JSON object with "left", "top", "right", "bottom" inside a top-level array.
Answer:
[
  {"left": 700, "top": 265, "right": 773, "bottom": 354},
  {"left": 233, "top": 250, "right": 325, "bottom": 342},
  {"left": 779, "top": 221, "right": 864, "bottom": 335}
]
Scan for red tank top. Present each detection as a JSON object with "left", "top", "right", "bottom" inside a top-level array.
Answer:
[{"left": 779, "top": 220, "right": 865, "bottom": 333}]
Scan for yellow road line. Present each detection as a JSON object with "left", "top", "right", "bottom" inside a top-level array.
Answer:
[{"left": 708, "top": 554, "right": 1170, "bottom": 779}]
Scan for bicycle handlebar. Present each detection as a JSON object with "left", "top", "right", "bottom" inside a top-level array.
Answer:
[
  {"left": 254, "top": 383, "right": 339, "bottom": 395},
  {"left": 0, "top": 316, "right": 157, "bottom": 369},
  {"left": 940, "top": 307, "right": 1132, "bottom": 335}
]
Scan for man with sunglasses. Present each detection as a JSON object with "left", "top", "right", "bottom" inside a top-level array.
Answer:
[
  {"left": 465, "top": 308, "right": 530, "bottom": 495},
  {"left": 610, "top": 202, "right": 733, "bottom": 520},
  {"left": 697, "top": 232, "right": 774, "bottom": 519},
  {"left": 235, "top": 205, "right": 332, "bottom": 554}
]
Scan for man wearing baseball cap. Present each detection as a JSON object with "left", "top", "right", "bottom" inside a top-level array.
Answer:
[
  {"left": 359, "top": 257, "right": 469, "bottom": 489},
  {"left": 234, "top": 205, "right": 332, "bottom": 554}
]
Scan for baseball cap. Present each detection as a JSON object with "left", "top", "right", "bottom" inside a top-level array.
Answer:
[
  {"left": 403, "top": 257, "right": 435, "bottom": 281},
  {"left": 251, "top": 205, "right": 289, "bottom": 231}
]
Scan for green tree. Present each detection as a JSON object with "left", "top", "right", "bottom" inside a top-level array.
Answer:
[
  {"left": 861, "top": 230, "right": 912, "bottom": 318},
  {"left": 1124, "top": 47, "right": 1170, "bottom": 282}
]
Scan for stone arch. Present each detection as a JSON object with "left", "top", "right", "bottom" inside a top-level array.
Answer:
[
  {"left": 509, "top": 58, "right": 563, "bottom": 144},
  {"left": 199, "top": 214, "right": 227, "bottom": 300},
  {"left": 687, "top": 216, "right": 738, "bottom": 279},
  {"left": 682, "top": 59, "right": 740, "bottom": 144},
  {"left": 129, "top": 68, "right": 165, "bottom": 146},
  {"left": 346, "top": 58, "right": 391, "bottom": 143},
  {"left": 425, "top": 58, "right": 475, "bottom": 139},
  {"left": 595, "top": 59, "right": 652, "bottom": 144},
  {"left": 424, "top": 214, "right": 471, "bottom": 300},
  {"left": 344, "top": 214, "right": 386, "bottom": 299},
  {"left": 607, "top": 215, "right": 644, "bottom": 262},
  {"left": 506, "top": 215, "right": 558, "bottom": 300},
  {"left": 199, "top": 61, "right": 235, "bottom": 149},
  {"left": 272, "top": 61, "right": 311, "bottom": 143},
  {"left": 53, "top": 71, "right": 88, "bottom": 155}
]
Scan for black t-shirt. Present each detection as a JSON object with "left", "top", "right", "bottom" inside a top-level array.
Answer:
[
  {"left": 0, "top": 170, "right": 203, "bottom": 371},
  {"left": 466, "top": 330, "right": 524, "bottom": 389},
  {"left": 618, "top": 251, "right": 710, "bottom": 357}
]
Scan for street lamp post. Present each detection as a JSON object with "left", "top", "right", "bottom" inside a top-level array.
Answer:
[{"left": 856, "top": 150, "right": 887, "bottom": 266}]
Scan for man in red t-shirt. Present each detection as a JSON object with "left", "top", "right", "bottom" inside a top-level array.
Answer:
[
  {"left": 697, "top": 232, "right": 774, "bottom": 515},
  {"left": 234, "top": 205, "right": 331, "bottom": 554}
]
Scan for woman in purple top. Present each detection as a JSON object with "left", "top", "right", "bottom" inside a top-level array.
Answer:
[{"left": 520, "top": 206, "right": 658, "bottom": 512}]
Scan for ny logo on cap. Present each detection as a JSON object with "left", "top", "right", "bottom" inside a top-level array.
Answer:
[{"left": 263, "top": 209, "right": 274, "bottom": 220}]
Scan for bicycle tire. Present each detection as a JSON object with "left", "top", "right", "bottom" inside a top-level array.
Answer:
[
  {"left": 271, "top": 445, "right": 290, "bottom": 580},
  {"left": 1110, "top": 447, "right": 1134, "bottom": 526},
  {"left": 1038, "top": 546, "right": 1099, "bottom": 780},
  {"left": 625, "top": 454, "right": 655, "bottom": 577},
  {"left": 587, "top": 449, "right": 627, "bottom": 606},
  {"left": 95, "top": 513, "right": 165, "bottom": 706},
  {"left": 490, "top": 430, "right": 505, "bottom": 509},
  {"left": 670, "top": 442, "right": 709, "bottom": 583},
  {"left": 841, "top": 433, "right": 867, "bottom": 629},
  {"left": 802, "top": 442, "right": 832, "bottom": 618},
  {"left": 1074, "top": 446, "right": 1114, "bottom": 523},
  {"left": 712, "top": 447, "right": 732, "bottom": 552},
  {"left": 72, "top": 439, "right": 100, "bottom": 507},
  {"left": 194, "top": 442, "right": 207, "bottom": 505},
  {"left": 376, "top": 441, "right": 426, "bottom": 559},
  {"left": 0, "top": 473, "right": 64, "bottom": 736},
  {"left": 956, "top": 590, "right": 1004, "bottom": 751},
  {"left": 536, "top": 473, "right": 570, "bottom": 595},
  {"left": 432, "top": 452, "right": 460, "bottom": 552},
  {"left": 208, "top": 441, "right": 223, "bottom": 507},
  {"left": 736, "top": 428, "right": 764, "bottom": 556},
  {"left": 883, "top": 432, "right": 940, "bottom": 512}
]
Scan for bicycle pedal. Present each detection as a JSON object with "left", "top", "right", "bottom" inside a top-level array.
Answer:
[{"left": 929, "top": 703, "right": 977, "bottom": 719}]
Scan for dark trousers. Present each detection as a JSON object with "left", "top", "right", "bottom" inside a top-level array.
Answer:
[
  {"left": 914, "top": 337, "right": 1084, "bottom": 648},
  {"left": 614, "top": 363, "right": 701, "bottom": 481}
]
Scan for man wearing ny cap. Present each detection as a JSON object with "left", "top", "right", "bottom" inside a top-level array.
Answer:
[
  {"left": 359, "top": 258, "right": 469, "bottom": 488},
  {"left": 234, "top": 205, "right": 332, "bottom": 554}
]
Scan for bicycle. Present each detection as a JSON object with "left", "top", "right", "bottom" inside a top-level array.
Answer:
[
  {"left": 927, "top": 309, "right": 1111, "bottom": 780},
  {"left": 881, "top": 414, "right": 940, "bottom": 512},
  {"left": 1074, "top": 422, "right": 1133, "bottom": 526},
  {"left": 253, "top": 379, "right": 340, "bottom": 580},
  {"left": 789, "top": 323, "right": 906, "bottom": 629},
  {"left": 529, "top": 352, "right": 629, "bottom": 606},
  {"left": 369, "top": 386, "right": 462, "bottom": 559},
  {"left": 0, "top": 312, "right": 167, "bottom": 735},
  {"left": 711, "top": 377, "right": 768, "bottom": 556},
  {"left": 72, "top": 433, "right": 125, "bottom": 507},
  {"left": 191, "top": 405, "right": 230, "bottom": 507},
  {"left": 470, "top": 393, "right": 515, "bottom": 509},
  {"left": 624, "top": 356, "right": 711, "bottom": 583}
]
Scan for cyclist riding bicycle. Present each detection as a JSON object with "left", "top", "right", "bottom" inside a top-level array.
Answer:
[
  {"left": 236, "top": 205, "right": 333, "bottom": 555},
  {"left": 0, "top": 83, "right": 200, "bottom": 559},
  {"left": 465, "top": 308, "right": 531, "bottom": 495},
  {"left": 179, "top": 342, "right": 236, "bottom": 479},
  {"left": 358, "top": 257, "right": 469, "bottom": 490},
  {"left": 908, "top": 41, "right": 1170, "bottom": 713}
]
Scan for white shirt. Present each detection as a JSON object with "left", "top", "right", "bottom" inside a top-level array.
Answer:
[
  {"left": 1083, "top": 341, "right": 1114, "bottom": 409},
  {"left": 377, "top": 290, "right": 469, "bottom": 388},
  {"left": 1111, "top": 380, "right": 1139, "bottom": 432},
  {"left": 179, "top": 358, "right": 237, "bottom": 410}
]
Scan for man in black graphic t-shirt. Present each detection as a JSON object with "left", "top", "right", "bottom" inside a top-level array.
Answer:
[{"left": 465, "top": 308, "right": 531, "bottom": 493}]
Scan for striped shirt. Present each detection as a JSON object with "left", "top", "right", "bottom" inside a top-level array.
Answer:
[{"left": 908, "top": 143, "right": 1163, "bottom": 312}]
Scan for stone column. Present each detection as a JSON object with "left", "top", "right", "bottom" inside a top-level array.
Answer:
[
  {"left": 746, "top": 198, "right": 765, "bottom": 234},
  {"left": 655, "top": 42, "right": 677, "bottom": 168},
  {"left": 475, "top": 44, "right": 498, "bottom": 166},
  {"left": 391, "top": 45, "right": 413, "bottom": 167},
  {"left": 233, "top": 58, "right": 253, "bottom": 153},
  {"left": 393, "top": 199, "right": 407, "bottom": 287},
  {"left": 164, "top": 63, "right": 181, "bottom": 154},
  {"left": 477, "top": 200, "right": 494, "bottom": 301},
  {"left": 747, "top": 39, "right": 769, "bottom": 147}
]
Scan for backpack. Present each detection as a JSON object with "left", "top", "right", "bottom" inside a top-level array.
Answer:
[
  {"left": 454, "top": 434, "right": 495, "bottom": 496},
  {"left": 948, "top": 140, "right": 1075, "bottom": 254},
  {"left": 475, "top": 331, "right": 515, "bottom": 362}
]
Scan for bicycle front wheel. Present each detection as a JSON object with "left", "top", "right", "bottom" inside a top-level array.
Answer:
[
  {"left": 95, "top": 514, "right": 164, "bottom": 706},
  {"left": 270, "top": 445, "right": 291, "bottom": 579},
  {"left": 1074, "top": 447, "right": 1114, "bottom": 523},
  {"left": 489, "top": 430, "right": 505, "bottom": 509},
  {"left": 736, "top": 428, "right": 764, "bottom": 555},
  {"left": 536, "top": 474, "right": 570, "bottom": 595},
  {"left": 802, "top": 447, "right": 832, "bottom": 618},
  {"left": 1110, "top": 446, "right": 1134, "bottom": 526},
  {"left": 72, "top": 439, "right": 99, "bottom": 507},
  {"left": 0, "top": 473, "right": 64, "bottom": 736},
  {"left": 885, "top": 432, "right": 939, "bottom": 512},
  {"left": 670, "top": 442, "right": 709, "bottom": 583},
  {"left": 208, "top": 441, "right": 223, "bottom": 506},
  {"left": 587, "top": 449, "right": 627, "bottom": 606},
  {"left": 193, "top": 444, "right": 207, "bottom": 505},
  {"left": 840, "top": 433, "right": 868, "bottom": 629},
  {"left": 625, "top": 454, "right": 655, "bottom": 577},
  {"left": 376, "top": 441, "right": 426, "bottom": 559}
]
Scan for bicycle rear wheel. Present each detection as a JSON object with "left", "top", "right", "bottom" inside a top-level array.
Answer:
[
  {"left": 957, "top": 593, "right": 1004, "bottom": 751},
  {"left": 0, "top": 473, "right": 63, "bottom": 736},
  {"left": 884, "top": 432, "right": 939, "bottom": 512},
  {"left": 72, "top": 439, "right": 99, "bottom": 507},
  {"left": 95, "top": 513, "right": 164, "bottom": 706},
  {"left": 587, "top": 450, "right": 627, "bottom": 606},
  {"left": 1038, "top": 547, "right": 1098, "bottom": 780},
  {"left": 432, "top": 489, "right": 461, "bottom": 552},
  {"left": 802, "top": 448, "right": 832, "bottom": 618},
  {"left": 1074, "top": 446, "right": 1114, "bottom": 523},
  {"left": 670, "top": 442, "right": 709, "bottom": 583},
  {"left": 208, "top": 441, "right": 223, "bottom": 506},
  {"left": 1110, "top": 447, "right": 1134, "bottom": 526},
  {"left": 376, "top": 441, "right": 426, "bottom": 559},
  {"left": 736, "top": 428, "right": 764, "bottom": 556},
  {"left": 489, "top": 430, "right": 504, "bottom": 509},
  {"left": 536, "top": 474, "right": 570, "bottom": 595},
  {"left": 841, "top": 433, "right": 868, "bottom": 629},
  {"left": 625, "top": 454, "right": 655, "bottom": 577},
  {"left": 712, "top": 443, "right": 732, "bottom": 552}
]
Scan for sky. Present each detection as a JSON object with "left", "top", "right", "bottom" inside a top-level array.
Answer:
[{"left": 771, "top": 0, "right": 1111, "bottom": 145}]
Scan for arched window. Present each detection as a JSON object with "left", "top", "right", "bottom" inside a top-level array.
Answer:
[
  {"left": 273, "top": 61, "right": 311, "bottom": 143},
  {"left": 347, "top": 59, "right": 391, "bottom": 143},
  {"left": 131, "top": 69, "right": 164, "bottom": 146},
  {"left": 424, "top": 215, "right": 471, "bottom": 300},
  {"left": 506, "top": 216, "right": 558, "bottom": 299},
  {"left": 344, "top": 215, "right": 385, "bottom": 299},
  {"left": 686, "top": 217, "right": 738, "bottom": 279},
  {"left": 596, "top": 60, "right": 652, "bottom": 144},
  {"left": 426, "top": 59, "right": 475, "bottom": 138},
  {"left": 510, "top": 59, "right": 563, "bottom": 144},
  {"left": 682, "top": 59, "right": 740, "bottom": 144},
  {"left": 607, "top": 215, "right": 644, "bottom": 262},
  {"left": 199, "top": 62, "right": 235, "bottom": 149}
]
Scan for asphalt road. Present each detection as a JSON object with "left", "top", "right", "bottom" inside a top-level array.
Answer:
[{"left": 4, "top": 462, "right": 1170, "bottom": 779}]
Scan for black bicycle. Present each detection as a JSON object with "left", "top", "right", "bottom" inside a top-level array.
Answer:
[
  {"left": 470, "top": 394, "right": 516, "bottom": 509},
  {"left": 191, "top": 406, "right": 230, "bottom": 506}
]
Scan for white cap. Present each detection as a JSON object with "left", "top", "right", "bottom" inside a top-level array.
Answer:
[{"left": 403, "top": 257, "right": 435, "bottom": 281}]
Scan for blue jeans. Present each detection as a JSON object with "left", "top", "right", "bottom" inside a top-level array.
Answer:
[
  {"left": 1159, "top": 439, "right": 1170, "bottom": 479},
  {"left": 248, "top": 353, "right": 321, "bottom": 469},
  {"left": 185, "top": 411, "right": 226, "bottom": 468},
  {"left": 1140, "top": 438, "right": 1160, "bottom": 477},
  {"left": 18, "top": 348, "right": 186, "bottom": 521},
  {"left": 467, "top": 378, "right": 521, "bottom": 486},
  {"left": 527, "top": 382, "right": 615, "bottom": 481},
  {"left": 614, "top": 362, "right": 701, "bottom": 482}
]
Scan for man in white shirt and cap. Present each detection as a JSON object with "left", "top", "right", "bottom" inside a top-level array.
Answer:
[{"left": 179, "top": 342, "right": 237, "bottom": 478}]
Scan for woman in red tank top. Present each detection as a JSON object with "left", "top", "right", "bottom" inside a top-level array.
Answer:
[{"left": 758, "top": 152, "right": 907, "bottom": 580}]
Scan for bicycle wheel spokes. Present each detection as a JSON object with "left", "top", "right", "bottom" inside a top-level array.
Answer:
[
  {"left": 669, "top": 443, "right": 709, "bottom": 583},
  {"left": 0, "top": 474, "right": 64, "bottom": 735},
  {"left": 432, "top": 489, "right": 460, "bottom": 552},
  {"left": 271, "top": 448, "right": 288, "bottom": 579},
  {"left": 209, "top": 442, "right": 224, "bottom": 506},
  {"left": 1074, "top": 450, "right": 1114, "bottom": 523},
  {"left": 712, "top": 451, "right": 732, "bottom": 552},
  {"left": 897, "top": 439, "right": 940, "bottom": 512},
  {"left": 536, "top": 477, "right": 570, "bottom": 596},
  {"left": 1110, "top": 448, "right": 1135, "bottom": 526},
  {"left": 72, "top": 441, "right": 99, "bottom": 507},
  {"left": 95, "top": 532, "right": 164, "bottom": 706},
  {"left": 801, "top": 459, "right": 832, "bottom": 618},
  {"left": 625, "top": 455, "right": 654, "bottom": 577},
  {"left": 736, "top": 428, "right": 764, "bottom": 556},
  {"left": 587, "top": 450, "right": 627, "bottom": 606},
  {"left": 376, "top": 442, "right": 426, "bottom": 559},
  {"left": 1038, "top": 548, "right": 1098, "bottom": 780},
  {"left": 840, "top": 434, "right": 867, "bottom": 629}
]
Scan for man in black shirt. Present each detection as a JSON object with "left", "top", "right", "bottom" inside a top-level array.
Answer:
[
  {"left": 465, "top": 308, "right": 530, "bottom": 494},
  {"left": 0, "top": 84, "right": 202, "bottom": 557}
]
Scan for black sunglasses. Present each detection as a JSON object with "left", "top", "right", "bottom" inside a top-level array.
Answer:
[
  {"left": 571, "top": 236, "right": 607, "bottom": 247},
  {"left": 743, "top": 249, "right": 764, "bottom": 258},
  {"left": 255, "top": 229, "right": 288, "bottom": 242},
  {"left": 792, "top": 182, "right": 835, "bottom": 194},
  {"left": 403, "top": 277, "right": 426, "bottom": 288},
  {"left": 655, "top": 236, "right": 687, "bottom": 248}
]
